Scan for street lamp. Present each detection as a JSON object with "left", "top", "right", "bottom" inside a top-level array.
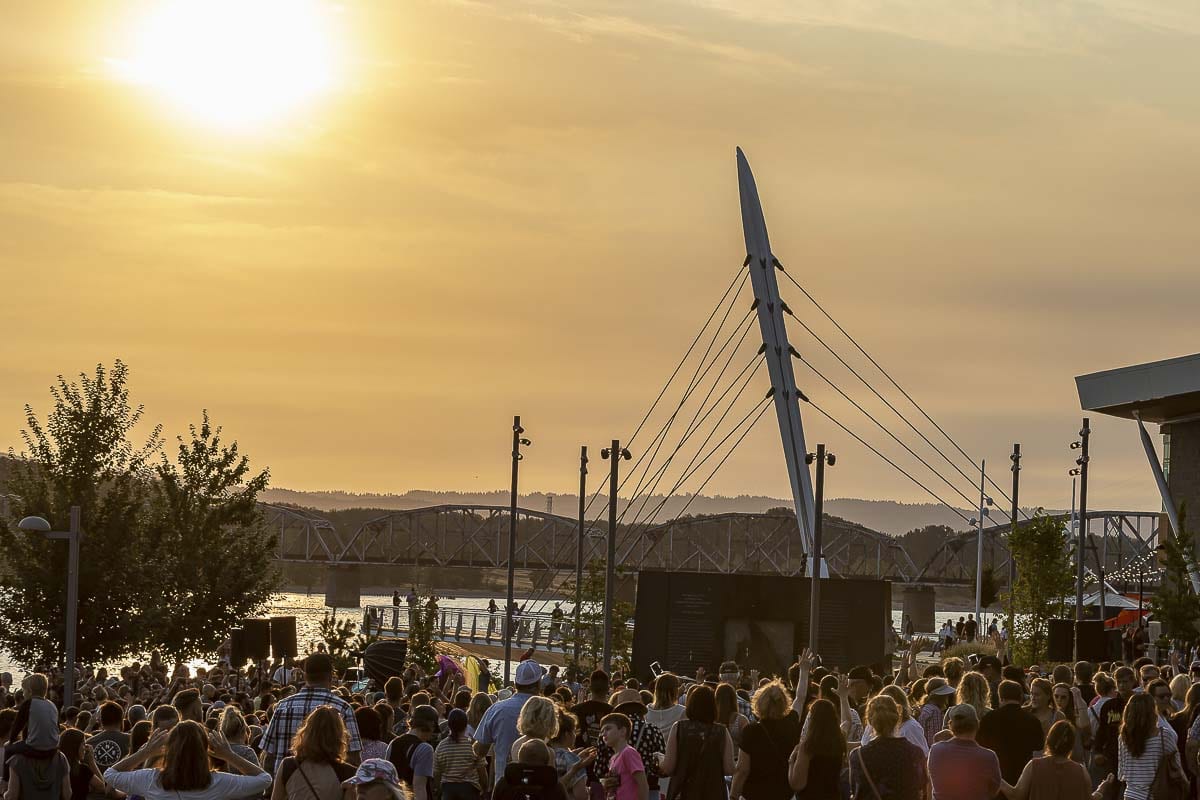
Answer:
[{"left": 18, "top": 506, "right": 81, "bottom": 707}]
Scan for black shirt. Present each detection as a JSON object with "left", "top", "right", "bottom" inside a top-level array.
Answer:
[
  {"left": 738, "top": 711, "right": 802, "bottom": 800},
  {"left": 977, "top": 703, "right": 1045, "bottom": 784}
]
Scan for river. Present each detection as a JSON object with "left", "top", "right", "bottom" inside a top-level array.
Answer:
[{"left": 0, "top": 590, "right": 987, "bottom": 680}]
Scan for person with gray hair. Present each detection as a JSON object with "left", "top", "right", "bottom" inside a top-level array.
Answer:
[{"left": 928, "top": 704, "right": 1001, "bottom": 800}]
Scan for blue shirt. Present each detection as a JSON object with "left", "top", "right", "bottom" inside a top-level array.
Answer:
[{"left": 473, "top": 690, "right": 534, "bottom": 785}]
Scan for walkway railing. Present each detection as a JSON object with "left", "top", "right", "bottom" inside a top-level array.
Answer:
[{"left": 361, "top": 605, "right": 626, "bottom": 655}]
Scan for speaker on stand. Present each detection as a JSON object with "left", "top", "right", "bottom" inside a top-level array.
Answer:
[
  {"left": 1047, "top": 618, "right": 1075, "bottom": 663},
  {"left": 271, "top": 616, "right": 298, "bottom": 661},
  {"left": 229, "top": 628, "right": 247, "bottom": 671},
  {"left": 1075, "top": 620, "right": 1106, "bottom": 662},
  {"left": 240, "top": 619, "right": 271, "bottom": 662}
]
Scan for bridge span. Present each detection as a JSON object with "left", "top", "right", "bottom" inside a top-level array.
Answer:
[{"left": 262, "top": 502, "right": 1165, "bottom": 593}]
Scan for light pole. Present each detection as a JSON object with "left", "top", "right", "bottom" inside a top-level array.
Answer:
[
  {"left": 505, "top": 417, "right": 531, "bottom": 684},
  {"left": 805, "top": 445, "right": 835, "bottom": 653},
  {"left": 575, "top": 446, "right": 587, "bottom": 666},
  {"left": 601, "top": 440, "right": 630, "bottom": 673},
  {"left": 19, "top": 506, "right": 81, "bottom": 707},
  {"left": 969, "top": 461, "right": 993, "bottom": 626}
]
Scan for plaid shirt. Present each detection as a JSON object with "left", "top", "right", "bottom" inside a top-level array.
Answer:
[
  {"left": 737, "top": 694, "right": 755, "bottom": 723},
  {"left": 261, "top": 687, "right": 362, "bottom": 765}
]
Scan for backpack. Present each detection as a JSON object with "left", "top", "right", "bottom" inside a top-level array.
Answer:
[{"left": 389, "top": 733, "right": 423, "bottom": 785}]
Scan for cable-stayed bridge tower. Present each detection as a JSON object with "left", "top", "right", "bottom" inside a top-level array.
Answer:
[{"left": 736, "top": 147, "right": 817, "bottom": 555}]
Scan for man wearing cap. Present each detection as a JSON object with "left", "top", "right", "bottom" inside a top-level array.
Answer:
[
  {"left": 976, "top": 680, "right": 1044, "bottom": 786},
  {"left": 473, "top": 659, "right": 545, "bottom": 785},
  {"left": 388, "top": 704, "right": 439, "bottom": 800},
  {"left": 928, "top": 704, "right": 1002, "bottom": 800},
  {"left": 260, "top": 652, "right": 362, "bottom": 773},
  {"left": 916, "top": 678, "right": 956, "bottom": 746}
]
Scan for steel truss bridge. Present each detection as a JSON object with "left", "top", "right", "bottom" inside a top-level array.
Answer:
[
  {"left": 913, "top": 510, "right": 1165, "bottom": 589},
  {"left": 263, "top": 503, "right": 1166, "bottom": 588},
  {"left": 264, "top": 503, "right": 912, "bottom": 583}
]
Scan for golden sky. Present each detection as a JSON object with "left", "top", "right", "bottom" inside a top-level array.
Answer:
[{"left": 2, "top": 1, "right": 1199, "bottom": 514}]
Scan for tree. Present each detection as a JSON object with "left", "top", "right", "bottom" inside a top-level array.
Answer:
[
  {"left": 1150, "top": 503, "right": 1200, "bottom": 645},
  {"left": 406, "top": 593, "right": 438, "bottom": 673},
  {"left": 1004, "top": 513, "right": 1074, "bottom": 665},
  {"left": 559, "top": 558, "right": 634, "bottom": 674},
  {"left": 319, "top": 613, "right": 358, "bottom": 673},
  {"left": 143, "top": 412, "right": 278, "bottom": 660},
  {"left": 0, "top": 362, "right": 278, "bottom": 669},
  {"left": 0, "top": 361, "right": 163, "bottom": 666}
]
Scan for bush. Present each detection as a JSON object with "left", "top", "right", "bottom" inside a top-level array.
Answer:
[{"left": 943, "top": 641, "right": 997, "bottom": 660}]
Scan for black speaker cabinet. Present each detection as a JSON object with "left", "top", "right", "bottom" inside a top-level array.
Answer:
[
  {"left": 1075, "top": 620, "right": 1106, "bottom": 663},
  {"left": 1105, "top": 628, "right": 1124, "bottom": 663},
  {"left": 240, "top": 618, "right": 271, "bottom": 661},
  {"left": 1047, "top": 618, "right": 1075, "bottom": 663},
  {"left": 270, "top": 616, "right": 298, "bottom": 659},
  {"left": 631, "top": 570, "right": 892, "bottom": 678},
  {"left": 229, "top": 628, "right": 247, "bottom": 669}
]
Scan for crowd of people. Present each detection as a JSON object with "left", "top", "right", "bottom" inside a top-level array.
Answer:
[{"left": 3, "top": 630, "right": 1200, "bottom": 800}]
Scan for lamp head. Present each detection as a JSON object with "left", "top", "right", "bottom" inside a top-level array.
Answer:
[
  {"left": 826, "top": 453, "right": 836, "bottom": 466},
  {"left": 1070, "top": 441, "right": 1081, "bottom": 449},
  {"left": 18, "top": 516, "right": 51, "bottom": 533}
]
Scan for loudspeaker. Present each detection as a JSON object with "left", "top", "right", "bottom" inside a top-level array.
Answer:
[
  {"left": 1075, "top": 620, "right": 1106, "bottom": 662},
  {"left": 240, "top": 619, "right": 271, "bottom": 661},
  {"left": 1047, "top": 618, "right": 1075, "bottom": 663},
  {"left": 270, "top": 616, "right": 298, "bottom": 660},
  {"left": 1106, "top": 628, "right": 1124, "bottom": 662},
  {"left": 230, "top": 628, "right": 247, "bottom": 669}
]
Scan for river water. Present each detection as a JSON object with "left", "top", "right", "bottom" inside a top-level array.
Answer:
[{"left": 0, "top": 590, "right": 985, "bottom": 680}]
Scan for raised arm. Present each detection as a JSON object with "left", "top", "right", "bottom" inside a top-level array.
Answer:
[
  {"left": 792, "top": 649, "right": 813, "bottom": 716},
  {"left": 835, "top": 675, "right": 853, "bottom": 738}
]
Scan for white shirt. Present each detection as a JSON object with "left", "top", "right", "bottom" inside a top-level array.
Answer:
[
  {"left": 105, "top": 768, "right": 272, "bottom": 800},
  {"left": 861, "top": 718, "right": 929, "bottom": 755},
  {"left": 645, "top": 704, "right": 687, "bottom": 740}
]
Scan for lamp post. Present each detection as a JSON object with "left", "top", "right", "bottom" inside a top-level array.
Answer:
[
  {"left": 505, "top": 417, "right": 531, "bottom": 685},
  {"left": 601, "top": 441, "right": 631, "bottom": 673},
  {"left": 969, "top": 462, "right": 993, "bottom": 625},
  {"left": 19, "top": 506, "right": 81, "bottom": 706},
  {"left": 805, "top": 445, "right": 835, "bottom": 653}
]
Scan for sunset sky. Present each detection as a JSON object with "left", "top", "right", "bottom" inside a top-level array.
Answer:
[{"left": 2, "top": 1, "right": 1199, "bottom": 514}]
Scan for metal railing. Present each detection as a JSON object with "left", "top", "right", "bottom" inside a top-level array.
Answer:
[{"left": 361, "top": 604, "right": 621, "bottom": 654}]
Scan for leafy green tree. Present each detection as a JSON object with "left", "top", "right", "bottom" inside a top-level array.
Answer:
[
  {"left": 559, "top": 558, "right": 634, "bottom": 674},
  {"left": 1150, "top": 504, "right": 1200, "bottom": 645},
  {"left": 319, "top": 613, "right": 358, "bottom": 672},
  {"left": 144, "top": 412, "right": 278, "bottom": 660},
  {"left": 1004, "top": 513, "right": 1074, "bottom": 665},
  {"left": 406, "top": 593, "right": 439, "bottom": 673},
  {"left": 0, "top": 361, "right": 278, "bottom": 669},
  {"left": 0, "top": 361, "right": 162, "bottom": 666}
]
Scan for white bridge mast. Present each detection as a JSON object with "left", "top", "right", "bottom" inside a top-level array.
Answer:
[{"left": 736, "top": 147, "right": 818, "bottom": 556}]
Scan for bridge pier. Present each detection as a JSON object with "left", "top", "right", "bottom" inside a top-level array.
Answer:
[
  {"left": 902, "top": 586, "right": 936, "bottom": 634},
  {"left": 325, "top": 564, "right": 361, "bottom": 608}
]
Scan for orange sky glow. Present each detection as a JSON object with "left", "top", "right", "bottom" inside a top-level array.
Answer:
[{"left": 2, "top": 1, "right": 1199, "bottom": 513}]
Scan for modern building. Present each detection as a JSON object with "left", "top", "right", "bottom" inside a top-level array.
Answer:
[{"left": 1076, "top": 352, "right": 1200, "bottom": 542}]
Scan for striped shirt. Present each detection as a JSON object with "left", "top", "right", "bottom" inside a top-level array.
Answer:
[
  {"left": 433, "top": 737, "right": 483, "bottom": 788},
  {"left": 1119, "top": 731, "right": 1179, "bottom": 800},
  {"left": 260, "top": 688, "right": 362, "bottom": 768}
]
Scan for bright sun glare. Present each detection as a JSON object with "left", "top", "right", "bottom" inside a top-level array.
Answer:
[{"left": 111, "top": 0, "right": 339, "bottom": 131}]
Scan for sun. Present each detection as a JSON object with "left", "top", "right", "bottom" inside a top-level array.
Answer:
[{"left": 110, "top": 0, "right": 340, "bottom": 132}]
